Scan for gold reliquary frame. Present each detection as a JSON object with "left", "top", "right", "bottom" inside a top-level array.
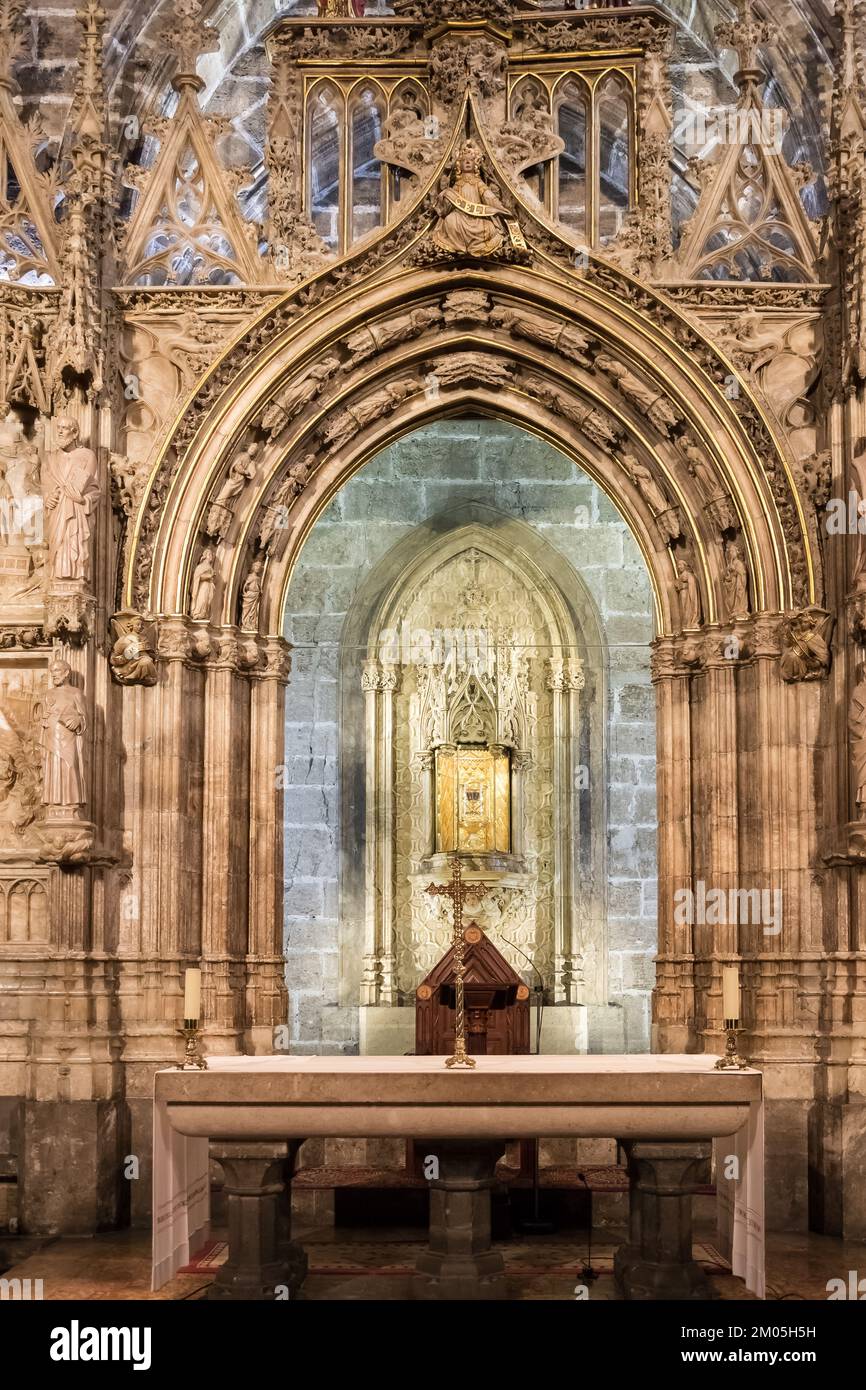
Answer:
[{"left": 435, "top": 743, "right": 511, "bottom": 856}]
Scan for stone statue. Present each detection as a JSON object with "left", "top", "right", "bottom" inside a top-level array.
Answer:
[
  {"left": 779, "top": 606, "right": 833, "bottom": 683},
  {"left": 595, "top": 354, "right": 682, "bottom": 437},
  {"left": 109, "top": 611, "right": 158, "bottom": 687},
  {"left": 723, "top": 540, "right": 750, "bottom": 619},
  {"left": 38, "top": 658, "right": 87, "bottom": 810},
  {"left": 42, "top": 417, "right": 101, "bottom": 584},
  {"left": 431, "top": 142, "right": 510, "bottom": 258},
  {"left": 258, "top": 455, "right": 316, "bottom": 551},
  {"left": 206, "top": 442, "right": 259, "bottom": 539},
  {"left": 261, "top": 357, "right": 340, "bottom": 437},
  {"left": 240, "top": 555, "right": 265, "bottom": 631},
  {"left": 621, "top": 453, "right": 680, "bottom": 540},
  {"left": 323, "top": 379, "right": 414, "bottom": 453},
  {"left": 190, "top": 545, "right": 216, "bottom": 622},
  {"left": 491, "top": 306, "right": 594, "bottom": 367},
  {"left": 344, "top": 307, "right": 442, "bottom": 368},
  {"left": 850, "top": 662, "right": 866, "bottom": 817},
  {"left": 675, "top": 556, "right": 702, "bottom": 630}
]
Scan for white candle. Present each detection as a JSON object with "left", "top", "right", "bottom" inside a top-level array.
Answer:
[
  {"left": 183, "top": 967, "right": 201, "bottom": 1022},
  {"left": 722, "top": 965, "right": 740, "bottom": 1022}
]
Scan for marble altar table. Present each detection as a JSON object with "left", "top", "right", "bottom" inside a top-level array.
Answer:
[{"left": 153, "top": 1054, "right": 763, "bottom": 1300}]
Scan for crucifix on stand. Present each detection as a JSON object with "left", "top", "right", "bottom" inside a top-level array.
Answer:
[{"left": 425, "top": 855, "right": 499, "bottom": 1068}]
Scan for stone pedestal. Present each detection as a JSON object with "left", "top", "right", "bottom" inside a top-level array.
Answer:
[
  {"left": 614, "top": 1140, "right": 713, "bottom": 1300},
  {"left": 208, "top": 1141, "right": 307, "bottom": 1301},
  {"left": 414, "top": 1138, "right": 506, "bottom": 1301}
]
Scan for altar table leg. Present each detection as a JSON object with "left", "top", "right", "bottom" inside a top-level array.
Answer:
[
  {"left": 414, "top": 1139, "right": 507, "bottom": 1300},
  {"left": 614, "top": 1141, "right": 714, "bottom": 1301},
  {"left": 208, "top": 1141, "right": 308, "bottom": 1301}
]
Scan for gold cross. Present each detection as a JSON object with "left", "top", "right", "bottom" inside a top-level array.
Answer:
[{"left": 426, "top": 855, "right": 497, "bottom": 1068}]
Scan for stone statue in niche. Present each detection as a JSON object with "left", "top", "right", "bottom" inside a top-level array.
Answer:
[
  {"left": 38, "top": 658, "right": 87, "bottom": 811},
  {"left": 723, "top": 539, "right": 750, "bottom": 619},
  {"left": 261, "top": 357, "right": 340, "bottom": 437},
  {"left": 190, "top": 545, "right": 216, "bottom": 622},
  {"left": 344, "top": 306, "right": 442, "bottom": 368},
  {"left": 527, "top": 377, "right": 622, "bottom": 449},
  {"left": 674, "top": 555, "right": 702, "bottom": 630},
  {"left": 42, "top": 417, "right": 101, "bottom": 584},
  {"left": 322, "top": 378, "right": 414, "bottom": 453},
  {"left": 779, "top": 606, "right": 834, "bottom": 683},
  {"left": 240, "top": 554, "right": 265, "bottom": 631},
  {"left": 594, "top": 354, "right": 682, "bottom": 437},
  {"left": 205, "top": 442, "right": 259, "bottom": 540},
  {"left": 490, "top": 306, "right": 594, "bottom": 367},
  {"left": 109, "top": 611, "right": 158, "bottom": 687},
  {"left": 621, "top": 453, "right": 682, "bottom": 542},
  {"left": 850, "top": 661, "right": 866, "bottom": 817},
  {"left": 431, "top": 143, "right": 510, "bottom": 259}
]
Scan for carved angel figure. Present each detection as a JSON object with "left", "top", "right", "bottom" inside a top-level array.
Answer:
[
  {"left": 0, "top": 750, "right": 38, "bottom": 836},
  {"left": 779, "top": 606, "right": 833, "bottom": 683},
  {"left": 621, "top": 453, "right": 681, "bottom": 543},
  {"left": 110, "top": 611, "right": 158, "bottom": 687},
  {"left": 431, "top": 143, "right": 510, "bottom": 258}
]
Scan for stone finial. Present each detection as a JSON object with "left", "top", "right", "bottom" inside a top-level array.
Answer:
[
  {"left": 165, "top": 0, "right": 220, "bottom": 93},
  {"left": 715, "top": 0, "right": 770, "bottom": 89}
]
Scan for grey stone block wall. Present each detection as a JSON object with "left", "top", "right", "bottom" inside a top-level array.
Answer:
[{"left": 283, "top": 420, "right": 657, "bottom": 1054}]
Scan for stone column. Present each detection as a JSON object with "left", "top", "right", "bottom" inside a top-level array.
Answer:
[
  {"left": 547, "top": 655, "right": 585, "bottom": 1003},
  {"left": 360, "top": 659, "right": 398, "bottom": 1005},
  {"left": 652, "top": 638, "right": 696, "bottom": 1051},
  {"left": 614, "top": 1140, "right": 712, "bottom": 1300},
  {"left": 414, "top": 1138, "right": 507, "bottom": 1300},
  {"left": 246, "top": 637, "right": 292, "bottom": 1051},
  {"left": 208, "top": 1141, "right": 308, "bottom": 1301}
]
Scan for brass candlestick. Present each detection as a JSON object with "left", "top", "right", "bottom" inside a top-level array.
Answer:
[
  {"left": 178, "top": 1020, "right": 208, "bottom": 1070},
  {"left": 715, "top": 1019, "right": 749, "bottom": 1070},
  {"left": 426, "top": 856, "right": 496, "bottom": 1069}
]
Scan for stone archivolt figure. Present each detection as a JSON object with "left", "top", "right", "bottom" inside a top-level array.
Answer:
[
  {"left": 723, "top": 540, "right": 749, "bottom": 619},
  {"left": 779, "top": 607, "right": 833, "bottom": 683},
  {"left": 109, "top": 612, "right": 158, "bottom": 687},
  {"left": 190, "top": 545, "right": 216, "bottom": 622},
  {"left": 206, "top": 442, "right": 259, "bottom": 540},
  {"left": 42, "top": 416, "right": 101, "bottom": 584},
  {"left": 674, "top": 555, "right": 702, "bottom": 630},
  {"left": 241, "top": 554, "right": 265, "bottom": 631},
  {"left": 432, "top": 143, "right": 510, "bottom": 258},
  {"left": 38, "top": 658, "right": 87, "bottom": 811}
]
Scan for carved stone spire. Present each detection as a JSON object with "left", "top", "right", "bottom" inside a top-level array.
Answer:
[
  {"left": 715, "top": 0, "right": 771, "bottom": 94},
  {"left": 48, "top": 0, "right": 113, "bottom": 397},
  {"left": 166, "top": 0, "right": 220, "bottom": 93}
]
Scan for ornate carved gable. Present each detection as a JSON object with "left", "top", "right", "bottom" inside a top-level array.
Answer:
[
  {"left": 0, "top": 1, "right": 59, "bottom": 285},
  {"left": 829, "top": 0, "right": 866, "bottom": 390},
  {"left": 673, "top": 0, "right": 819, "bottom": 284},
  {"left": 120, "top": 0, "right": 262, "bottom": 287}
]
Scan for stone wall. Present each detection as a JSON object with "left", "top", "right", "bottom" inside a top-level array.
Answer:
[{"left": 282, "top": 419, "right": 657, "bottom": 1054}]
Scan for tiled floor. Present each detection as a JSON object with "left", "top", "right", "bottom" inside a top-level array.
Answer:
[{"left": 2, "top": 1223, "right": 864, "bottom": 1301}]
